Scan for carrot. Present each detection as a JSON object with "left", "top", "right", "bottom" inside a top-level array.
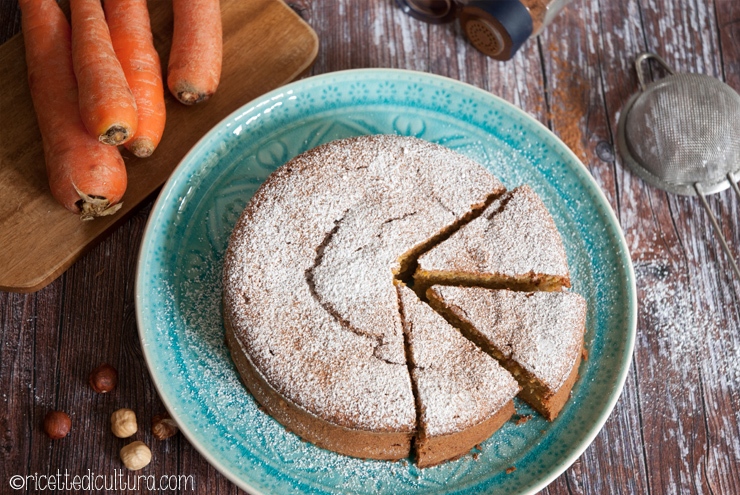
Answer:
[
  {"left": 70, "top": 0, "right": 138, "bottom": 145},
  {"left": 168, "top": 0, "right": 223, "bottom": 105},
  {"left": 20, "top": 0, "right": 127, "bottom": 220},
  {"left": 105, "top": 0, "right": 166, "bottom": 157}
]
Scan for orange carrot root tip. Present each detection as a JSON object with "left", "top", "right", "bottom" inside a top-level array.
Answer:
[
  {"left": 100, "top": 125, "right": 131, "bottom": 146},
  {"left": 73, "top": 184, "right": 123, "bottom": 221},
  {"left": 177, "top": 89, "right": 212, "bottom": 105},
  {"left": 170, "top": 81, "right": 212, "bottom": 105},
  {"left": 127, "top": 137, "right": 155, "bottom": 158}
]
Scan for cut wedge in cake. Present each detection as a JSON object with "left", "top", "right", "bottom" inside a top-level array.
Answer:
[
  {"left": 415, "top": 185, "right": 571, "bottom": 292},
  {"left": 397, "top": 284, "right": 520, "bottom": 468},
  {"left": 427, "top": 285, "right": 587, "bottom": 421}
]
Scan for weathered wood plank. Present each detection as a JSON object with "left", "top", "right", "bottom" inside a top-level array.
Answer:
[
  {"left": 539, "top": 1, "right": 653, "bottom": 493},
  {"left": 1, "top": 1, "right": 739, "bottom": 494},
  {"left": 612, "top": 1, "right": 740, "bottom": 495}
]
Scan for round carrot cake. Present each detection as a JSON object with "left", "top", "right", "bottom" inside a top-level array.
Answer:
[{"left": 222, "top": 135, "right": 504, "bottom": 461}]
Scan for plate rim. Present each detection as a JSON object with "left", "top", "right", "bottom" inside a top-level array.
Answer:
[{"left": 135, "top": 68, "right": 637, "bottom": 495}]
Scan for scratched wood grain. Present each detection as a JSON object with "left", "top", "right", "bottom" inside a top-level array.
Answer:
[{"left": 1, "top": 1, "right": 739, "bottom": 494}]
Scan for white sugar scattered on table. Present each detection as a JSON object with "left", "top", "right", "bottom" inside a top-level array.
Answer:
[{"left": 636, "top": 257, "right": 740, "bottom": 389}]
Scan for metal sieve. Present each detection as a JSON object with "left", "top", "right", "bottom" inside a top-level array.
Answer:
[{"left": 617, "top": 52, "right": 740, "bottom": 279}]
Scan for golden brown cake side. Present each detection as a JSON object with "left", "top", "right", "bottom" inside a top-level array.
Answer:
[
  {"left": 515, "top": 348, "right": 582, "bottom": 421},
  {"left": 415, "top": 402, "right": 515, "bottom": 468},
  {"left": 225, "top": 318, "right": 413, "bottom": 460},
  {"left": 427, "top": 286, "right": 586, "bottom": 421},
  {"left": 397, "top": 285, "right": 520, "bottom": 467},
  {"left": 415, "top": 185, "right": 571, "bottom": 294}
]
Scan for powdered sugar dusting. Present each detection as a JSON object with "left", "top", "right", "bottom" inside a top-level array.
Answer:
[
  {"left": 418, "top": 184, "right": 570, "bottom": 282},
  {"left": 397, "top": 285, "right": 520, "bottom": 437},
  {"left": 635, "top": 256, "right": 740, "bottom": 397},
  {"left": 431, "top": 287, "right": 586, "bottom": 391},
  {"left": 311, "top": 155, "right": 501, "bottom": 364}
]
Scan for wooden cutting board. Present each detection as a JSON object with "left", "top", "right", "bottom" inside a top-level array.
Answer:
[{"left": 0, "top": 0, "right": 318, "bottom": 293}]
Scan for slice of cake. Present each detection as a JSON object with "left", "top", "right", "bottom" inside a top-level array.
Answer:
[
  {"left": 415, "top": 185, "right": 571, "bottom": 292},
  {"left": 427, "top": 286, "right": 587, "bottom": 420},
  {"left": 396, "top": 284, "right": 520, "bottom": 468}
]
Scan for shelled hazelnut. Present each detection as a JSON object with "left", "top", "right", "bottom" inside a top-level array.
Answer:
[
  {"left": 89, "top": 363, "right": 118, "bottom": 393},
  {"left": 120, "top": 441, "right": 151, "bottom": 471},
  {"left": 43, "top": 410, "right": 71, "bottom": 439},
  {"left": 151, "top": 413, "right": 179, "bottom": 440},
  {"left": 111, "top": 408, "right": 138, "bottom": 438}
]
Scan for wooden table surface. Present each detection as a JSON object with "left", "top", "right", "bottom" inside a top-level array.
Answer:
[{"left": 1, "top": 1, "right": 739, "bottom": 494}]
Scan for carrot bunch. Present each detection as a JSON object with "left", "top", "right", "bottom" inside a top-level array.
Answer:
[{"left": 20, "top": 0, "right": 223, "bottom": 220}]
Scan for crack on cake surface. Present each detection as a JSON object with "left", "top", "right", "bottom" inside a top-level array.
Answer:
[
  {"left": 305, "top": 210, "right": 392, "bottom": 358},
  {"left": 374, "top": 210, "right": 423, "bottom": 241},
  {"left": 381, "top": 211, "right": 418, "bottom": 226},
  {"left": 432, "top": 195, "right": 455, "bottom": 216},
  {"left": 395, "top": 286, "right": 425, "bottom": 463}
]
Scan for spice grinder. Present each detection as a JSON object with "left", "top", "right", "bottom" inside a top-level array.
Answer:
[{"left": 395, "top": 0, "right": 573, "bottom": 60}]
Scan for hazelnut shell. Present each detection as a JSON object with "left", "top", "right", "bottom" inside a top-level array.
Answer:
[
  {"left": 43, "top": 410, "right": 71, "bottom": 440},
  {"left": 89, "top": 363, "right": 118, "bottom": 393},
  {"left": 152, "top": 414, "right": 179, "bottom": 440}
]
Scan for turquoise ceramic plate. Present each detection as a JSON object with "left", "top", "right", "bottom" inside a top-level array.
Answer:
[{"left": 136, "top": 69, "right": 636, "bottom": 494}]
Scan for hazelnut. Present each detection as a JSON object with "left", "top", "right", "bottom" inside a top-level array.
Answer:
[
  {"left": 111, "top": 408, "right": 138, "bottom": 438},
  {"left": 43, "top": 410, "right": 71, "bottom": 439},
  {"left": 120, "top": 441, "right": 151, "bottom": 471},
  {"left": 89, "top": 363, "right": 118, "bottom": 393},
  {"left": 151, "top": 413, "right": 179, "bottom": 440}
]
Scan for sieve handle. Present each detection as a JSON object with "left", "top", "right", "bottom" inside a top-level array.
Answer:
[
  {"left": 730, "top": 171, "right": 740, "bottom": 200},
  {"left": 635, "top": 52, "right": 676, "bottom": 92},
  {"left": 694, "top": 182, "right": 740, "bottom": 280}
]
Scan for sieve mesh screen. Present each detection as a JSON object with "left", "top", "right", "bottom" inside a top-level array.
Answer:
[{"left": 624, "top": 73, "right": 740, "bottom": 188}]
